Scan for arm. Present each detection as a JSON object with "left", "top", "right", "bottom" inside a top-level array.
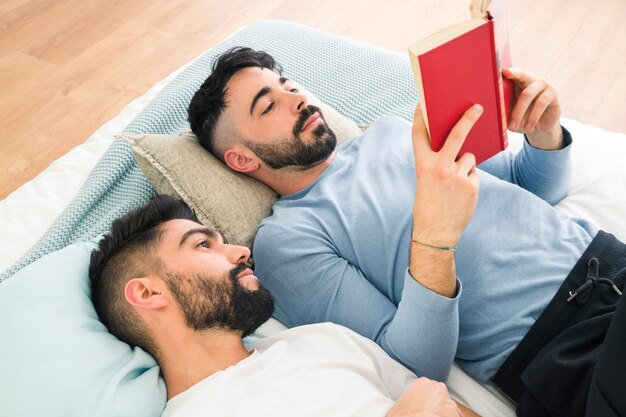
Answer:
[
  {"left": 478, "top": 68, "right": 573, "bottom": 204},
  {"left": 253, "top": 222, "right": 460, "bottom": 382}
]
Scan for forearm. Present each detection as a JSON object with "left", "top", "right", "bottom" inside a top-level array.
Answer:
[
  {"left": 458, "top": 403, "right": 481, "bottom": 417},
  {"left": 516, "top": 126, "right": 573, "bottom": 204},
  {"left": 479, "top": 126, "right": 573, "bottom": 204},
  {"left": 387, "top": 411, "right": 448, "bottom": 417},
  {"left": 385, "top": 400, "right": 480, "bottom": 417},
  {"left": 381, "top": 271, "right": 459, "bottom": 381},
  {"left": 410, "top": 175, "right": 472, "bottom": 299}
]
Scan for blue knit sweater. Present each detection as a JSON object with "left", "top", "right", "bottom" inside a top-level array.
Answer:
[{"left": 253, "top": 116, "right": 597, "bottom": 383}]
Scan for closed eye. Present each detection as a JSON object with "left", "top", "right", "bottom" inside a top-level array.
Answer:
[
  {"left": 261, "top": 88, "right": 298, "bottom": 115},
  {"left": 262, "top": 102, "right": 274, "bottom": 115}
]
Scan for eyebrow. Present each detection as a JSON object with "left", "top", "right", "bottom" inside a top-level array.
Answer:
[
  {"left": 249, "top": 76, "right": 290, "bottom": 116},
  {"left": 179, "top": 227, "right": 219, "bottom": 247}
]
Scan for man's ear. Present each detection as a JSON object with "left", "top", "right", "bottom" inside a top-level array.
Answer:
[
  {"left": 125, "top": 278, "right": 168, "bottom": 310},
  {"left": 224, "top": 146, "right": 260, "bottom": 173}
]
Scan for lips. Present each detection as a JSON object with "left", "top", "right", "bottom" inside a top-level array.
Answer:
[
  {"left": 236, "top": 268, "right": 260, "bottom": 290},
  {"left": 236, "top": 268, "right": 254, "bottom": 280},
  {"left": 301, "top": 113, "right": 321, "bottom": 132}
]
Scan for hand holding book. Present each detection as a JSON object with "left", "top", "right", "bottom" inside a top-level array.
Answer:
[
  {"left": 408, "top": 0, "right": 514, "bottom": 164},
  {"left": 503, "top": 68, "right": 564, "bottom": 150}
]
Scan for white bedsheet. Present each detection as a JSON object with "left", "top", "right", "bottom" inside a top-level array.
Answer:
[{"left": 2, "top": 57, "right": 626, "bottom": 417}]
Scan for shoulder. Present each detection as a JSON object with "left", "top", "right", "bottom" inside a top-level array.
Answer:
[
  {"left": 255, "top": 207, "right": 327, "bottom": 244},
  {"left": 254, "top": 188, "right": 343, "bottom": 250},
  {"left": 341, "top": 116, "right": 412, "bottom": 155},
  {"left": 356, "top": 116, "right": 410, "bottom": 138},
  {"left": 253, "top": 323, "right": 367, "bottom": 351},
  {"left": 369, "top": 115, "right": 411, "bottom": 134},
  {"left": 253, "top": 210, "right": 336, "bottom": 267}
]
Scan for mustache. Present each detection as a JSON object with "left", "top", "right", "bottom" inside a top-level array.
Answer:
[
  {"left": 229, "top": 263, "right": 251, "bottom": 282},
  {"left": 292, "top": 105, "right": 322, "bottom": 137}
]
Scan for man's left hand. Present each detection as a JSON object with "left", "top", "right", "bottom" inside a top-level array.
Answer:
[{"left": 503, "top": 67, "right": 563, "bottom": 150}]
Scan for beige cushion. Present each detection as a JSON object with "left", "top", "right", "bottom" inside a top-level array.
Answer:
[{"left": 123, "top": 87, "right": 363, "bottom": 248}]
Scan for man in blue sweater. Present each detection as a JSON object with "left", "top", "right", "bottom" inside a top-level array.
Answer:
[{"left": 187, "top": 47, "right": 626, "bottom": 417}]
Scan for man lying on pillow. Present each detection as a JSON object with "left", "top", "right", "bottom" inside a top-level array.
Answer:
[
  {"left": 187, "top": 47, "right": 626, "bottom": 417},
  {"left": 89, "top": 195, "right": 478, "bottom": 417}
]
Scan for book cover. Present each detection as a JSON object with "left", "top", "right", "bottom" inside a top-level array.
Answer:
[{"left": 408, "top": 1, "right": 513, "bottom": 165}]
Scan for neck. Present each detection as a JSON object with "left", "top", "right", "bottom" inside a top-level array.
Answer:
[
  {"left": 258, "top": 152, "right": 335, "bottom": 196},
  {"left": 156, "top": 328, "right": 251, "bottom": 400}
]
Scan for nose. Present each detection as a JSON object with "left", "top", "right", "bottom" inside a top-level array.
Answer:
[
  {"left": 223, "top": 243, "right": 251, "bottom": 265},
  {"left": 289, "top": 89, "right": 308, "bottom": 114}
]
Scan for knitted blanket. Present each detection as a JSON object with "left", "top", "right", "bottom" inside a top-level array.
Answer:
[{"left": 1, "top": 19, "right": 418, "bottom": 281}]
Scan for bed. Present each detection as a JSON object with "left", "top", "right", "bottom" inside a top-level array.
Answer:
[{"left": 1, "top": 20, "right": 625, "bottom": 417}]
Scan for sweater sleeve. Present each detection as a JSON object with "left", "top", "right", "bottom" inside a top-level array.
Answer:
[
  {"left": 253, "top": 221, "right": 460, "bottom": 382},
  {"left": 478, "top": 126, "right": 573, "bottom": 205}
]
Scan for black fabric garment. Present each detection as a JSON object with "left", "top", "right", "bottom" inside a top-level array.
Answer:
[
  {"left": 493, "top": 230, "right": 626, "bottom": 417},
  {"left": 585, "top": 287, "right": 626, "bottom": 417}
]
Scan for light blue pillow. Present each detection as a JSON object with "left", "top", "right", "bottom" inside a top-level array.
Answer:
[{"left": 0, "top": 241, "right": 166, "bottom": 417}]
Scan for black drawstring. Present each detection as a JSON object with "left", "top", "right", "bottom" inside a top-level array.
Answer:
[{"left": 567, "top": 258, "right": 623, "bottom": 303}]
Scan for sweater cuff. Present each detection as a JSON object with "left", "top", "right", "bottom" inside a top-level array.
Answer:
[
  {"left": 523, "top": 125, "right": 573, "bottom": 153},
  {"left": 402, "top": 269, "right": 461, "bottom": 313}
]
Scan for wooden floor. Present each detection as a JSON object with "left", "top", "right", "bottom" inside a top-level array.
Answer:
[{"left": 1, "top": 0, "right": 625, "bottom": 200}]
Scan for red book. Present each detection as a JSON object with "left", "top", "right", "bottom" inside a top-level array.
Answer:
[{"left": 408, "top": 1, "right": 514, "bottom": 164}]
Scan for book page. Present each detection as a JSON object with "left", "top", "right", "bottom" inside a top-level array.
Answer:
[{"left": 469, "top": 0, "right": 490, "bottom": 19}]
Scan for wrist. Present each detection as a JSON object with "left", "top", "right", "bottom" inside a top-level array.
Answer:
[
  {"left": 411, "top": 227, "right": 461, "bottom": 249},
  {"left": 412, "top": 239, "right": 457, "bottom": 252},
  {"left": 526, "top": 125, "right": 564, "bottom": 150},
  {"left": 409, "top": 242, "right": 457, "bottom": 298}
]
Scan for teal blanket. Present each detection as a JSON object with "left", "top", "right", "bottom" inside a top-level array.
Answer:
[{"left": 1, "top": 20, "right": 418, "bottom": 281}]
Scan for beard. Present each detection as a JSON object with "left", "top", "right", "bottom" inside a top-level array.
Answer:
[
  {"left": 165, "top": 264, "right": 274, "bottom": 337},
  {"left": 243, "top": 105, "right": 337, "bottom": 170}
]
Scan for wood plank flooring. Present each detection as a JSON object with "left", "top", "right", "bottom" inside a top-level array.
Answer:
[{"left": 1, "top": 0, "right": 624, "bottom": 199}]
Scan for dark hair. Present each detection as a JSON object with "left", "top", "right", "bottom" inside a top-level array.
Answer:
[
  {"left": 89, "top": 195, "right": 198, "bottom": 353},
  {"left": 187, "top": 47, "right": 282, "bottom": 155}
]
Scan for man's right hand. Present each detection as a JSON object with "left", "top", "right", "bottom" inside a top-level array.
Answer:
[
  {"left": 409, "top": 104, "right": 482, "bottom": 297},
  {"left": 387, "top": 377, "right": 464, "bottom": 417},
  {"left": 412, "top": 104, "right": 482, "bottom": 245}
]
